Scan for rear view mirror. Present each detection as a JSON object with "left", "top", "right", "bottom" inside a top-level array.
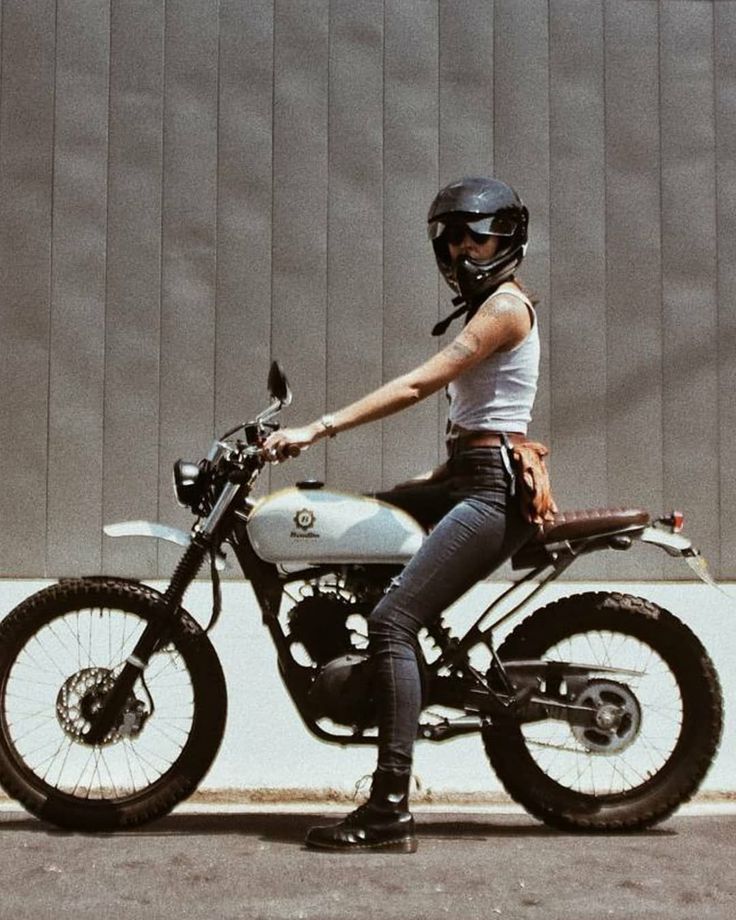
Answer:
[{"left": 268, "top": 361, "right": 292, "bottom": 407}]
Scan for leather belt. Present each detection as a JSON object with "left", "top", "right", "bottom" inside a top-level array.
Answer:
[{"left": 446, "top": 430, "right": 527, "bottom": 453}]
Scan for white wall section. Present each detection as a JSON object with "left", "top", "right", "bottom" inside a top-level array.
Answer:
[{"left": 1, "top": 578, "right": 732, "bottom": 795}]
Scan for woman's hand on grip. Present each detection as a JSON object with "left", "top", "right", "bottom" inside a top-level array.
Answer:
[{"left": 263, "top": 423, "right": 321, "bottom": 462}]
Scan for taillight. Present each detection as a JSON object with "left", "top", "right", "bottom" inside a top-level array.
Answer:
[{"left": 661, "top": 510, "right": 684, "bottom": 533}]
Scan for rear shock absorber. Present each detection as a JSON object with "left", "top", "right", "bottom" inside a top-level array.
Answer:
[{"left": 426, "top": 620, "right": 463, "bottom": 659}]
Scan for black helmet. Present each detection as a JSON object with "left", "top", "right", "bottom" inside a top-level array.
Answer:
[{"left": 427, "top": 177, "right": 528, "bottom": 334}]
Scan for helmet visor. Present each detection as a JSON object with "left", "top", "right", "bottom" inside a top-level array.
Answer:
[{"left": 428, "top": 212, "right": 517, "bottom": 242}]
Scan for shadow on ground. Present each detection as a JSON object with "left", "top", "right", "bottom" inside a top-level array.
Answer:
[{"left": 0, "top": 809, "right": 675, "bottom": 844}]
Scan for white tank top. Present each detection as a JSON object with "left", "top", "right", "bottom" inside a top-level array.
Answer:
[{"left": 447, "top": 282, "right": 539, "bottom": 435}]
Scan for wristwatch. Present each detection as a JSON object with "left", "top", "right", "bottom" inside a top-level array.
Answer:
[{"left": 320, "top": 414, "right": 337, "bottom": 438}]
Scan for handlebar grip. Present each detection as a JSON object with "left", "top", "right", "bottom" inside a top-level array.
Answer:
[{"left": 260, "top": 442, "right": 302, "bottom": 462}]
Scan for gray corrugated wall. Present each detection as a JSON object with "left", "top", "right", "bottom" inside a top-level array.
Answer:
[{"left": 0, "top": 0, "right": 733, "bottom": 581}]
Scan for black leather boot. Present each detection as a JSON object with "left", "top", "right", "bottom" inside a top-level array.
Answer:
[{"left": 305, "top": 770, "right": 417, "bottom": 853}]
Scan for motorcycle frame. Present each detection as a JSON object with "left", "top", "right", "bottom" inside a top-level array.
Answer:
[
  {"left": 226, "top": 511, "right": 650, "bottom": 747},
  {"left": 96, "top": 436, "right": 703, "bottom": 749}
]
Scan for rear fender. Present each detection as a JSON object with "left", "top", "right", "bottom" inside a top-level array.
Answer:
[
  {"left": 638, "top": 527, "right": 719, "bottom": 588},
  {"left": 638, "top": 526, "right": 694, "bottom": 557}
]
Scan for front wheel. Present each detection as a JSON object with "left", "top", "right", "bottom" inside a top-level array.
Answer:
[
  {"left": 485, "top": 592, "right": 722, "bottom": 832},
  {"left": 0, "top": 578, "right": 227, "bottom": 830}
]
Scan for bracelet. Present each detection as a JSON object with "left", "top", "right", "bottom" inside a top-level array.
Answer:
[{"left": 320, "top": 414, "right": 337, "bottom": 438}]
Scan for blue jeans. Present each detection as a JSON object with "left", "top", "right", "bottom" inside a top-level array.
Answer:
[{"left": 369, "top": 447, "right": 535, "bottom": 776}]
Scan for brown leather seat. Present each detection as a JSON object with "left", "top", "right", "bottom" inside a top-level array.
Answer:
[
  {"left": 512, "top": 507, "right": 651, "bottom": 569},
  {"left": 535, "top": 507, "right": 651, "bottom": 544}
]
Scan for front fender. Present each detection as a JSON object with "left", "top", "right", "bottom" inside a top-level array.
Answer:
[{"left": 104, "top": 520, "right": 227, "bottom": 570}]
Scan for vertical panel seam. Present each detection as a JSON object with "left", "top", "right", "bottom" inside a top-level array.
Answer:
[
  {"left": 156, "top": 0, "right": 169, "bottom": 575},
  {"left": 492, "top": 0, "right": 496, "bottom": 172},
  {"left": 490, "top": 0, "right": 494, "bottom": 175},
  {"left": 381, "top": 0, "right": 386, "bottom": 487},
  {"left": 712, "top": 0, "right": 722, "bottom": 575},
  {"left": 600, "top": 0, "right": 610, "bottom": 580},
  {"left": 435, "top": 0, "right": 441, "bottom": 466},
  {"left": 325, "top": 0, "right": 332, "bottom": 485},
  {"left": 546, "top": 0, "right": 554, "bottom": 460},
  {"left": 0, "top": 0, "right": 3, "bottom": 212},
  {"left": 270, "top": 0, "right": 276, "bottom": 367},
  {"left": 101, "top": 0, "right": 113, "bottom": 571},
  {"left": 602, "top": 0, "right": 609, "bottom": 515},
  {"left": 214, "top": 0, "right": 221, "bottom": 439},
  {"left": 436, "top": 1, "right": 439, "bottom": 237},
  {"left": 657, "top": 0, "right": 665, "bottom": 534},
  {"left": 597, "top": 0, "right": 613, "bottom": 577},
  {"left": 44, "top": 0, "right": 60, "bottom": 578},
  {"left": 381, "top": 0, "right": 386, "bottom": 488},
  {"left": 544, "top": 0, "right": 551, "bottom": 452},
  {"left": 268, "top": 0, "right": 276, "bottom": 496},
  {"left": 0, "top": 9, "right": 3, "bottom": 464},
  {"left": 436, "top": 0, "right": 441, "bottom": 187}
]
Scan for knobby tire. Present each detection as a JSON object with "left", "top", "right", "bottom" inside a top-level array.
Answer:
[
  {"left": 485, "top": 592, "right": 722, "bottom": 832},
  {"left": 0, "top": 578, "right": 227, "bottom": 831}
]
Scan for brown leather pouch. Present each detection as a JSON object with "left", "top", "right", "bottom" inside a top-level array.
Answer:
[{"left": 510, "top": 441, "right": 558, "bottom": 527}]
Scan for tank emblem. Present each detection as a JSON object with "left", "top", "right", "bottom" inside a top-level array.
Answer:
[{"left": 292, "top": 508, "right": 318, "bottom": 537}]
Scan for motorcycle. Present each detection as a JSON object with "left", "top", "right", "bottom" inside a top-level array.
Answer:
[{"left": 0, "top": 363, "right": 723, "bottom": 832}]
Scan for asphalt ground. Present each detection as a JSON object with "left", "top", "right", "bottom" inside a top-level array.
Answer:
[{"left": 1, "top": 803, "right": 734, "bottom": 920}]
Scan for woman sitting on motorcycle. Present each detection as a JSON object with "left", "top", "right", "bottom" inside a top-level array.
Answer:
[{"left": 264, "top": 176, "right": 541, "bottom": 853}]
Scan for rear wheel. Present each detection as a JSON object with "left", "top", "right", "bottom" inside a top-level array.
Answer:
[
  {"left": 485, "top": 592, "right": 722, "bottom": 831},
  {"left": 0, "top": 578, "right": 227, "bottom": 830}
]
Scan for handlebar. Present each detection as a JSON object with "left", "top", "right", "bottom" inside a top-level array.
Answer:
[
  {"left": 218, "top": 365, "right": 301, "bottom": 464},
  {"left": 241, "top": 442, "right": 302, "bottom": 463},
  {"left": 269, "top": 443, "right": 302, "bottom": 462}
]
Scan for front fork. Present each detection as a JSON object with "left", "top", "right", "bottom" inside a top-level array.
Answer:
[{"left": 85, "top": 483, "right": 240, "bottom": 744}]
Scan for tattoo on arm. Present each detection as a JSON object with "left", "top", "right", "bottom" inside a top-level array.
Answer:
[
  {"left": 474, "top": 293, "right": 531, "bottom": 348},
  {"left": 444, "top": 330, "right": 481, "bottom": 364},
  {"left": 477, "top": 293, "right": 529, "bottom": 324}
]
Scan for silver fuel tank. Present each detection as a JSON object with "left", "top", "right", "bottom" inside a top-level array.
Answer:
[{"left": 246, "top": 487, "right": 424, "bottom": 565}]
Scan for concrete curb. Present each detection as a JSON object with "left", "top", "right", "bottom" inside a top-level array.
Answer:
[{"left": 2, "top": 800, "right": 736, "bottom": 817}]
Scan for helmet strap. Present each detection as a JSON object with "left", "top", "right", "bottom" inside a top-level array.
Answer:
[{"left": 432, "top": 295, "right": 469, "bottom": 337}]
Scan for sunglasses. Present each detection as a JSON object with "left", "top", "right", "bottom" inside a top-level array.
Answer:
[
  {"left": 441, "top": 225, "right": 494, "bottom": 246},
  {"left": 428, "top": 213, "right": 517, "bottom": 244}
]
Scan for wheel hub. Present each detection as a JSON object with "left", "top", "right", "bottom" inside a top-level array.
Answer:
[
  {"left": 56, "top": 667, "right": 147, "bottom": 746},
  {"left": 571, "top": 679, "right": 642, "bottom": 755},
  {"left": 595, "top": 703, "right": 622, "bottom": 731}
]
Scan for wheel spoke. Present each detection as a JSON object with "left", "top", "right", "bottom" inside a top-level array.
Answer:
[
  {"left": 487, "top": 594, "right": 722, "bottom": 832},
  {"left": 516, "top": 627, "right": 684, "bottom": 797},
  {"left": 2, "top": 606, "right": 197, "bottom": 801},
  {"left": 0, "top": 582, "right": 226, "bottom": 831}
]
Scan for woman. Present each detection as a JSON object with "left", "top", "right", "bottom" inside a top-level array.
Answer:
[{"left": 264, "top": 176, "right": 540, "bottom": 853}]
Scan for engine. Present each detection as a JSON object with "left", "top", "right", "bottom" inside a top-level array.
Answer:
[
  {"left": 287, "top": 592, "right": 377, "bottom": 727},
  {"left": 288, "top": 594, "right": 356, "bottom": 664}
]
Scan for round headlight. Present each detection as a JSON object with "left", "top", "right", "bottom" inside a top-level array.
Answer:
[{"left": 173, "top": 460, "right": 203, "bottom": 509}]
